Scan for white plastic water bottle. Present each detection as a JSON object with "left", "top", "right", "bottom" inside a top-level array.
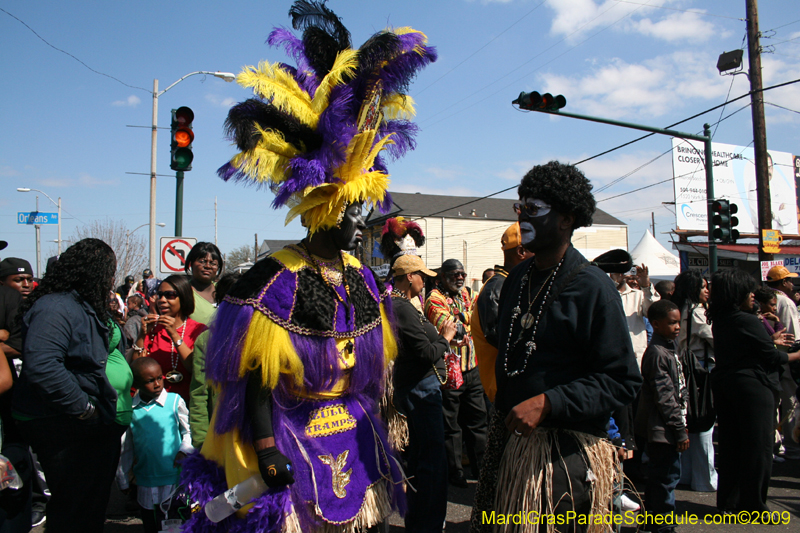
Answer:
[{"left": 204, "top": 475, "right": 268, "bottom": 523}]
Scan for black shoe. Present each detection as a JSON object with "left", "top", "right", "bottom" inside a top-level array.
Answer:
[
  {"left": 449, "top": 471, "right": 468, "bottom": 488},
  {"left": 31, "top": 510, "right": 46, "bottom": 527}
]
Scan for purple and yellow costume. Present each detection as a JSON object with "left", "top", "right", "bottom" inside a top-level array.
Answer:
[
  {"left": 179, "top": 3, "right": 436, "bottom": 530},
  {"left": 181, "top": 245, "right": 402, "bottom": 532}
]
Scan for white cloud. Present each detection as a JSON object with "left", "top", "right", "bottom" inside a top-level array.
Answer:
[
  {"left": 760, "top": 55, "right": 800, "bottom": 126},
  {"left": 544, "top": 0, "right": 721, "bottom": 43},
  {"left": 206, "top": 94, "right": 238, "bottom": 107},
  {"left": 537, "top": 50, "right": 749, "bottom": 119},
  {"left": 111, "top": 95, "right": 141, "bottom": 107},
  {"left": 627, "top": 11, "right": 717, "bottom": 43},
  {"left": 39, "top": 174, "right": 118, "bottom": 188},
  {"left": 0, "top": 165, "right": 19, "bottom": 177}
]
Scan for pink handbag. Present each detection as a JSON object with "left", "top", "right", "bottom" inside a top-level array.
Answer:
[{"left": 437, "top": 351, "right": 464, "bottom": 390}]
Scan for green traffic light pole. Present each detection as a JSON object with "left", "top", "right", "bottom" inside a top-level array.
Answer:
[
  {"left": 518, "top": 102, "right": 718, "bottom": 273},
  {"left": 175, "top": 171, "right": 184, "bottom": 237}
]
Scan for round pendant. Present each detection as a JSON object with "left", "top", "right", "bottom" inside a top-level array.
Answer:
[
  {"left": 165, "top": 370, "right": 183, "bottom": 384},
  {"left": 520, "top": 313, "right": 535, "bottom": 329}
]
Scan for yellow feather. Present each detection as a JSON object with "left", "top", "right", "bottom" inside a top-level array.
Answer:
[
  {"left": 382, "top": 94, "right": 416, "bottom": 120},
  {"left": 236, "top": 62, "right": 318, "bottom": 128},
  {"left": 311, "top": 49, "right": 358, "bottom": 115},
  {"left": 239, "top": 312, "right": 304, "bottom": 388},
  {"left": 390, "top": 27, "right": 429, "bottom": 55}
]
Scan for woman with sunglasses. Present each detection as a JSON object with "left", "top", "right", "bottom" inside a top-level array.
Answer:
[
  {"left": 184, "top": 242, "right": 224, "bottom": 327},
  {"left": 133, "top": 275, "right": 206, "bottom": 402}
]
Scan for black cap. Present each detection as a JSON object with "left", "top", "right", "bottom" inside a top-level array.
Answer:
[
  {"left": 143, "top": 268, "right": 153, "bottom": 278},
  {"left": 125, "top": 275, "right": 135, "bottom": 283},
  {"left": 0, "top": 257, "right": 33, "bottom": 279},
  {"left": 0, "top": 241, "right": 7, "bottom": 252}
]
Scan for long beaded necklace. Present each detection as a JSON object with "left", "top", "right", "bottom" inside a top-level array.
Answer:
[
  {"left": 503, "top": 256, "right": 565, "bottom": 378},
  {"left": 392, "top": 288, "right": 448, "bottom": 385},
  {"left": 150, "top": 321, "right": 186, "bottom": 383}
]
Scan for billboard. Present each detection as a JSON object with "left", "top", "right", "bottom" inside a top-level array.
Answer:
[{"left": 672, "top": 139, "right": 799, "bottom": 236}]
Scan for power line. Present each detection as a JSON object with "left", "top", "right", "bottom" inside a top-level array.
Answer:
[
  {"left": 0, "top": 7, "right": 150, "bottom": 93},
  {"left": 420, "top": 0, "right": 651, "bottom": 127},
  {"left": 597, "top": 177, "right": 673, "bottom": 203},
  {"left": 767, "top": 18, "right": 800, "bottom": 32},
  {"left": 415, "top": 0, "right": 548, "bottom": 96},
  {"left": 417, "top": 78, "right": 800, "bottom": 219},
  {"left": 765, "top": 101, "right": 800, "bottom": 115}
]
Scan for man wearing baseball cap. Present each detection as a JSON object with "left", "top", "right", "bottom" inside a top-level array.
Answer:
[
  {"left": 765, "top": 264, "right": 800, "bottom": 460},
  {"left": 0, "top": 258, "right": 34, "bottom": 298},
  {"left": 471, "top": 223, "right": 533, "bottom": 402}
]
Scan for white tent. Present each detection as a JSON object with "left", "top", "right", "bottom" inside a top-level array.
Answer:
[{"left": 630, "top": 230, "right": 680, "bottom": 278}]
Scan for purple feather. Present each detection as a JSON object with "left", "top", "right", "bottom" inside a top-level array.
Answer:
[
  {"left": 180, "top": 451, "right": 293, "bottom": 533},
  {"left": 380, "top": 120, "right": 418, "bottom": 160},
  {"left": 377, "top": 191, "right": 393, "bottom": 213},
  {"left": 288, "top": 334, "right": 343, "bottom": 394}
]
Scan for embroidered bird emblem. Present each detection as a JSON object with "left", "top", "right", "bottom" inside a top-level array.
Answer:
[{"left": 318, "top": 450, "right": 352, "bottom": 498}]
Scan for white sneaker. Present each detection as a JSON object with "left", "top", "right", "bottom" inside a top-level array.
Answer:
[{"left": 620, "top": 494, "right": 641, "bottom": 512}]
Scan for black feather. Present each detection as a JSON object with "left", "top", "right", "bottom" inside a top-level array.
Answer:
[
  {"left": 289, "top": 1, "right": 351, "bottom": 50},
  {"left": 223, "top": 98, "right": 322, "bottom": 152},
  {"left": 352, "top": 31, "right": 402, "bottom": 101},
  {"left": 302, "top": 27, "right": 344, "bottom": 78}
]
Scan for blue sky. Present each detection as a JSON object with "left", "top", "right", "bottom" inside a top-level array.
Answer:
[{"left": 2, "top": 0, "right": 799, "bottom": 270}]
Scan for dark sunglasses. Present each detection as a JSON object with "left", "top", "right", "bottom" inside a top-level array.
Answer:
[
  {"left": 156, "top": 290, "right": 179, "bottom": 300},
  {"left": 446, "top": 271, "right": 467, "bottom": 279}
]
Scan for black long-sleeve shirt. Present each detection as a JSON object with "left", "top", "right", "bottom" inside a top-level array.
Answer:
[
  {"left": 494, "top": 246, "right": 642, "bottom": 437},
  {"left": 392, "top": 296, "right": 450, "bottom": 391},
  {"left": 712, "top": 308, "right": 789, "bottom": 393}
]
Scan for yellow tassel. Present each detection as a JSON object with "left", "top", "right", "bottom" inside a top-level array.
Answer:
[
  {"left": 311, "top": 49, "right": 358, "bottom": 116},
  {"left": 238, "top": 312, "right": 305, "bottom": 389},
  {"left": 236, "top": 62, "right": 318, "bottom": 128},
  {"left": 381, "top": 303, "right": 398, "bottom": 365}
]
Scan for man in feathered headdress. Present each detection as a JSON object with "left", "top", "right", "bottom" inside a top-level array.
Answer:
[{"left": 180, "top": 2, "right": 436, "bottom": 532}]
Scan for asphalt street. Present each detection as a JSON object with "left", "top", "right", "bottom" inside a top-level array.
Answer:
[{"left": 33, "top": 455, "right": 798, "bottom": 532}]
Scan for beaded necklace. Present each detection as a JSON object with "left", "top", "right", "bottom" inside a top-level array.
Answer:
[
  {"left": 148, "top": 321, "right": 186, "bottom": 383},
  {"left": 301, "top": 242, "right": 352, "bottom": 307},
  {"left": 502, "top": 256, "right": 565, "bottom": 378},
  {"left": 392, "top": 288, "right": 447, "bottom": 385}
]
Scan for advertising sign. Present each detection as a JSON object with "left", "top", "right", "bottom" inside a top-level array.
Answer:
[{"left": 672, "top": 139, "right": 799, "bottom": 235}]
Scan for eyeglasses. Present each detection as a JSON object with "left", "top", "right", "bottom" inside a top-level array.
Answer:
[
  {"left": 196, "top": 259, "right": 219, "bottom": 268},
  {"left": 446, "top": 271, "right": 467, "bottom": 279},
  {"left": 156, "top": 290, "right": 179, "bottom": 300},
  {"left": 513, "top": 201, "right": 551, "bottom": 218}
]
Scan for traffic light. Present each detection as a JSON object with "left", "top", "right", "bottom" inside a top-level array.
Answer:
[
  {"left": 170, "top": 106, "right": 194, "bottom": 171},
  {"left": 513, "top": 91, "right": 567, "bottom": 112},
  {"left": 711, "top": 199, "right": 740, "bottom": 243}
]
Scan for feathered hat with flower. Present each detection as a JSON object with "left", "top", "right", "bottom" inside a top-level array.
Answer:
[{"left": 218, "top": 0, "right": 437, "bottom": 235}]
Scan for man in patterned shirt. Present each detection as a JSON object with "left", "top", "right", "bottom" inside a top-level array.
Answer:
[{"left": 425, "top": 259, "right": 488, "bottom": 488}]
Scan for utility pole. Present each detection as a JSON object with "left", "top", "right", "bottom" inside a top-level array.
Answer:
[
  {"left": 254, "top": 233, "right": 258, "bottom": 263},
  {"left": 747, "top": 0, "right": 772, "bottom": 261},
  {"left": 651, "top": 212, "right": 655, "bottom": 236}
]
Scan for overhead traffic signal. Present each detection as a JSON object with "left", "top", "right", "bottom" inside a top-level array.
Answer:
[
  {"left": 711, "top": 199, "right": 740, "bottom": 243},
  {"left": 170, "top": 106, "right": 194, "bottom": 171},
  {"left": 513, "top": 91, "right": 567, "bottom": 112}
]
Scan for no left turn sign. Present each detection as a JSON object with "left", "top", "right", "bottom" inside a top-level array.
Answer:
[{"left": 160, "top": 237, "right": 197, "bottom": 275}]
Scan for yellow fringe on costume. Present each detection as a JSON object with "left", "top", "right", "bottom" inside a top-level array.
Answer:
[{"left": 494, "top": 429, "right": 619, "bottom": 533}]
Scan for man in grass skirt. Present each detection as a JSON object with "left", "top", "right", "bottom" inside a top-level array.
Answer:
[{"left": 471, "top": 161, "right": 642, "bottom": 533}]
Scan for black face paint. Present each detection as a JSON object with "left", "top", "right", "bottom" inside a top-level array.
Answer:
[
  {"left": 517, "top": 197, "right": 558, "bottom": 254},
  {"left": 331, "top": 202, "right": 366, "bottom": 251}
]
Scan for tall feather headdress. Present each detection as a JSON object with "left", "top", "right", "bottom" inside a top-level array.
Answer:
[{"left": 218, "top": 0, "right": 437, "bottom": 234}]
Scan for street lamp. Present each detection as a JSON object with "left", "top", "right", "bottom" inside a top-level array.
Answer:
[
  {"left": 17, "top": 188, "right": 62, "bottom": 254},
  {"left": 17, "top": 187, "right": 62, "bottom": 277},
  {"left": 128, "top": 222, "right": 165, "bottom": 271},
  {"left": 148, "top": 71, "right": 236, "bottom": 274}
]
